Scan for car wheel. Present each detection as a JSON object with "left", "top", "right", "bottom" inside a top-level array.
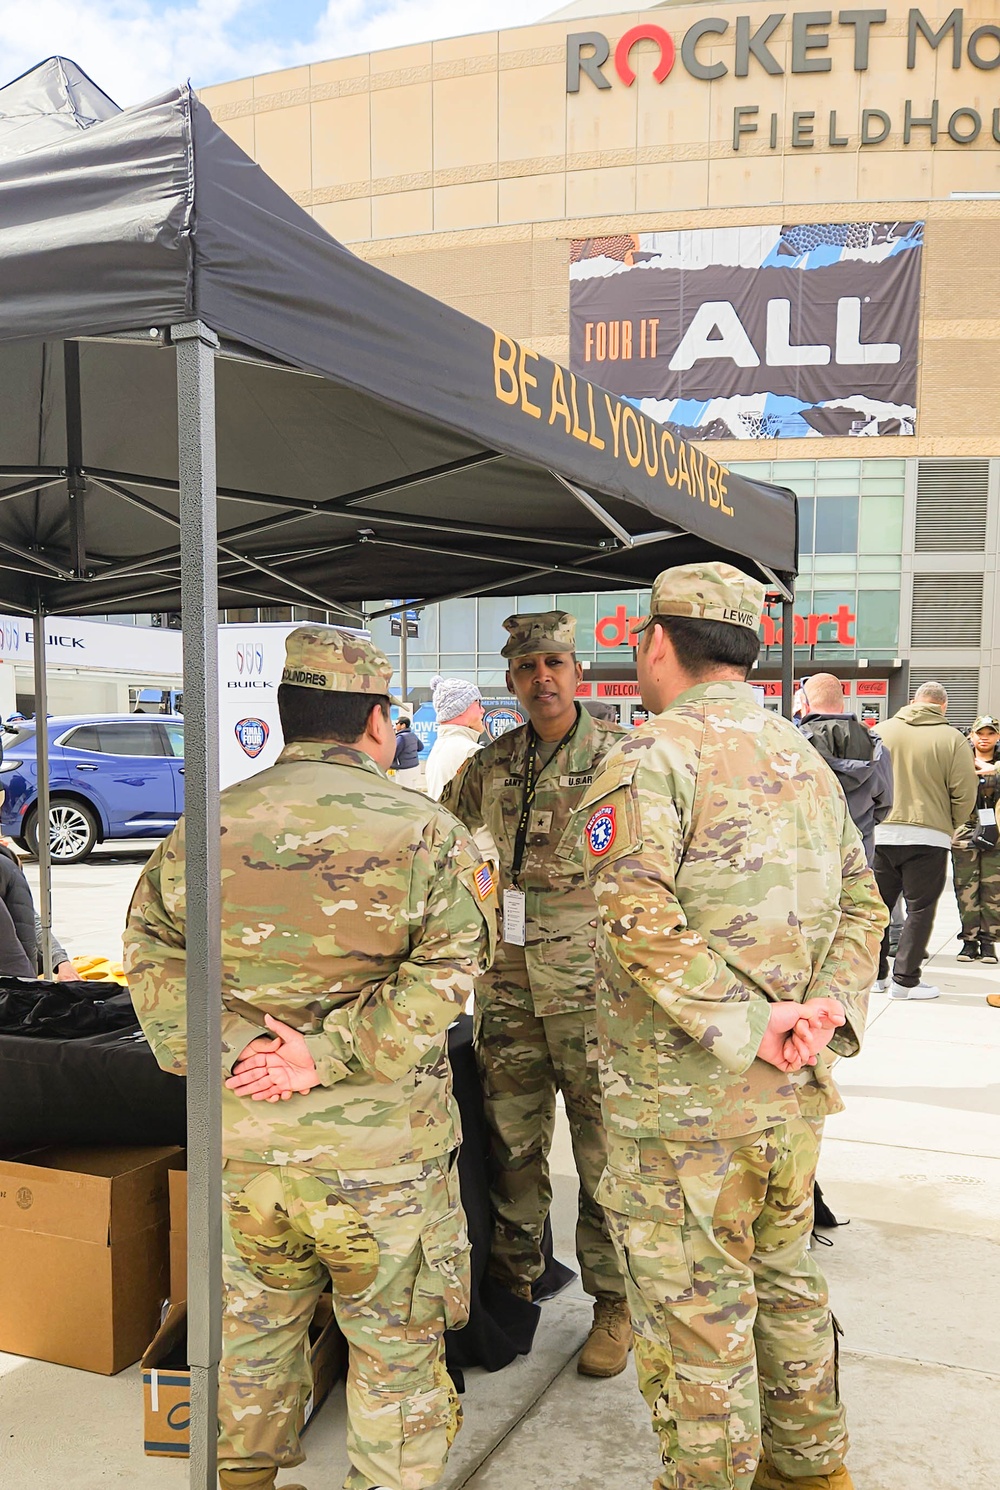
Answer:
[{"left": 24, "top": 799, "right": 100, "bottom": 864}]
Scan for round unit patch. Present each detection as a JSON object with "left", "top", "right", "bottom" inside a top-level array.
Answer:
[
  {"left": 586, "top": 804, "right": 617, "bottom": 856},
  {"left": 235, "top": 717, "right": 270, "bottom": 758}
]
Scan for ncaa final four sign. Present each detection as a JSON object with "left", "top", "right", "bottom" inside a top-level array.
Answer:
[{"left": 570, "top": 223, "right": 923, "bottom": 440}]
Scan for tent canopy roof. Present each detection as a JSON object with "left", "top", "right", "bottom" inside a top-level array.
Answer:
[{"left": 0, "top": 58, "right": 797, "bottom": 619}]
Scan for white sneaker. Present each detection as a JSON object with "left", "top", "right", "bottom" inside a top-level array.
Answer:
[
  {"left": 889, "top": 981, "right": 939, "bottom": 1000},
  {"left": 873, "top": 977, "right": 891, "bottom": 993}
]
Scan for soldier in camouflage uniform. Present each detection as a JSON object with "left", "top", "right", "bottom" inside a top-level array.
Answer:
[
  {"left": 124, "top": 626, "right": 496, "bottom": 1490},
  {"left": 579, "top": 564, "right": 888, "bottom": 1490},
  {"left": 952, "top": 714, "right": 1000, "bottom": 965},
  {"left": 442, "top": 611, "right": 631, "bottom": 1378}
]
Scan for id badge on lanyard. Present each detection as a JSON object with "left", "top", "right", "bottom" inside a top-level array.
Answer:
[{"left": 502, "top": 887, "right": 527, "bottom": 946}]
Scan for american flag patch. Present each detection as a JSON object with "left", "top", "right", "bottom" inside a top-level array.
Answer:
[{"left": 474, "top": 862, "right": 495, "bottom": 901}]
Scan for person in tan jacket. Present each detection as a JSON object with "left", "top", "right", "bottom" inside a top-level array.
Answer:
[{"left": 874, "top": 682, "right": 978, "bottom": 1000}]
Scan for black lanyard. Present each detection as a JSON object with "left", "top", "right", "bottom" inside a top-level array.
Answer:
[{"left": 510, "top": 709, "right": 578, "bottom": 889}]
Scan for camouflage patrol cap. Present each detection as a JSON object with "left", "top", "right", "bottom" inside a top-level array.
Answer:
[
  {"left": 501, "top": 610, "right": 577, "bottom": 660},
  {"left": 634, "top": 562, "right": 765, "bottom": 635},
  {"left": 281, "top": 626, "right": 401, "bottom": 702},
  {"left": 972, "top": 714, "right": 1000, "bottom": 733}
]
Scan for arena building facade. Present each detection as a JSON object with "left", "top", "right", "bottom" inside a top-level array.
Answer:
[{"left": 201, "top": 1, "right": 1000, "bottom": 725}]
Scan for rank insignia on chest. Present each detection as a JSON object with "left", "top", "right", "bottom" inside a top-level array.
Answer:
[
  {"left": 585, "top": 805, "right": 616, "bottom": 856},
  {"left": 474, "top": 862, "right": 496, "bottom": 900}
]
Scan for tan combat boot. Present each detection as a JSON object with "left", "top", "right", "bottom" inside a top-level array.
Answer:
[
  {"left": 753, "top": 1461, "right": 854, "bottom": 1489},
  {"left": 219, "top": 1468, "right": 307, "bottom": 1490},
  {"left": 577, "top": 1293, "right": 632, "bottom": 1377}
]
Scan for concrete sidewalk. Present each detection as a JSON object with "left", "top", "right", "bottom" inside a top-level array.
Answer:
[{"left": 1, "top": 855, "right": 997, "bottom": 1489}]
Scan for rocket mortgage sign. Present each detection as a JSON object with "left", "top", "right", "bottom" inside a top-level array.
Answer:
[{"left": 568, "top": 11, "right": 1000, "bottom": 152}]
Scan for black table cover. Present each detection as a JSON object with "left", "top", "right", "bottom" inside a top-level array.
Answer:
[{"left": 0, "top": 1010, "right": 574, "bottom": 1372}]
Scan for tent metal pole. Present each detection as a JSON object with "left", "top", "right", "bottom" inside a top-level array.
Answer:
[
  {"left": 781, "top": 596, "right": 795, "bottom": 721},
  {"left": 32, "top": 606, "right": 53, "bottom": 980},
  {"left": 173, "top": 320, "right": 222, "bottom": 1490}
]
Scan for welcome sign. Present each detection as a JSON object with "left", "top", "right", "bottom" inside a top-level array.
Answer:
[{"left": 569, "top": 223, "right": 924, "bottom": 440}]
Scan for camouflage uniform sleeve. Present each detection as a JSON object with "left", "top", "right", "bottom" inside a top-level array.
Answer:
[
  {"left": 123, "top": 823, "right": 265, "bottom": 1076},
  {"left": 439, "top": 750, "right": 486, "bottom": 833},
  {"left": 303, "top": 814, "right": 497, "bottom": 1086},
  {"left": 585, "top": 759, "right": 771, "bottom": 1075},
  {"left": 803, "top": 812, "right": 889, "bottom": 1057}
]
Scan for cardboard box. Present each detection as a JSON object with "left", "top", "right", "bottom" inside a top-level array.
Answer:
[
  {"left": 0, "top": 1144, "right": 184, "bottom": 1375},
  {"left": 168, "top": 1167, "right": 187, "bottom": 1303},
  {"left": 142, "top": 1292, "right": 345, "bottom": 1457}
]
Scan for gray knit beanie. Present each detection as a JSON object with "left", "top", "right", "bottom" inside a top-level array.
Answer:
[{"left": 431, "top": 674, "right": 482, "bottom": 723}]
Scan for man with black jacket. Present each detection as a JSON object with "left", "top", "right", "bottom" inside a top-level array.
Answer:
[{"left": 799, "top": 674, "right": 894, "bottom": 867}]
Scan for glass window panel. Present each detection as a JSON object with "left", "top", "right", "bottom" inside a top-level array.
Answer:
[
  {"left": 771, "top": 461, "right": 817, "bottom": 480},
  {"left": 517, "top": 594, "right": 554, "bottom": 611},
  {"left": 855, "top": 590, "right": 900, "bottom": 650},
  {"left": 478, "top": 596, "right": 516, "bottom": 647},
  {"left": 406, "top": 606, "right": 438, "bottom": 657},
  {"left": 438, "top": 599, "right": 476, "bottom": 651},
  {"left": 594, "top": 592, "right": 640, "bottom": 653},
  {"left": 817, "top": 460, "right": 862, "bottom": 477},
  {"left": 557, "top": 594, "right": 597, "bottom": 622},
  {"left": 860, "top": 476, "right": 906, "bottom": 496},
  {"left": 858, "top": 554, "right": 902, "bottom": 574},
  {"left": 816, "top": 478, "right": 859, "bottom": 499},
  {"left": 814, "top": 496, "right": 859, "bottom": 553},
  {"left": 438, "top": 653, "right": 476, "bottom": 669},
  {"left": 811, "top": 566, "right": 856, "bottom": 587},
  {"left": 810, "top": 590, "right": 857, "bottom": 647},
  {"left": 477, "top": 667, "right": 512, "bottom": 690},
  {"left": 797, "top": 496, "right": 815, "bottom": 554},
  {"left": 862, "top": 458, "right": 907, "bottom": 477},
  {"left": 367, "top": 614, "right": 395, "bottom": 650},
  {"left": 726, "top": 461, "right": 770, "bottom": 478},
  {"left": 164, "top": 724, "right": 184, "bottom": 757},
  {"left": 857, "top": 572, "right": 900, "bottom": 590},
  {"left": 858, "top": 496, "right": 903, "bottom": 555}
]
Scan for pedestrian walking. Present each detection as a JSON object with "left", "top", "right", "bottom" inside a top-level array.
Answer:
[
  {"left": 391, "top": 713, "right": 423, "bottom": 786},
  {"left": 580, "top": 562, "right": 887, "bottom": 1490},
  {"left": 424, "top": 675, "right": 485, "bottom": 801},
  {"left": 441, "top": 610, "right": 632, "bottom": 1378},
  {"left": 124, "top": 626, "right": 496, "bottom": 1490},
  {"left": 798, "top": 672, "right": 893, "bottom": 866},
  {"left": 874, "top": 682, "right": 978, "bottom": 1000},
  {"left": 952, "top": 713, "right": 1000, "bottom": 965}
]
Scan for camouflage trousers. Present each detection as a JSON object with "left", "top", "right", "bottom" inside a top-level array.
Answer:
[
  {"left": 475, "top": 981, "right": 624, "bottom": 1299},
  {"left": 219, "top": 1153, "right": 470, "bottom": 1490},
  {"left": 598, "top": 1118, "right": 845, "bottom": 1490},
  {"left": 952, "top": 841, "right": 1000, "bottom": 940}
]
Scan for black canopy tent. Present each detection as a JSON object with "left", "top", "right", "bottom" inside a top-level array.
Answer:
[{"left": 0, "top": 58, "right": 798, "bottom": 1486}]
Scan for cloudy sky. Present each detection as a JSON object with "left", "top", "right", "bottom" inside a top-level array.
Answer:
[{"left": 1, "top": 0, "right": 551, "bottom": 105}]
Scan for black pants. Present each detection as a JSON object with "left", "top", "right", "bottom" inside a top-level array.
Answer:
[{"left": 874, "top": 845, "right": 949, "bottom": 987}]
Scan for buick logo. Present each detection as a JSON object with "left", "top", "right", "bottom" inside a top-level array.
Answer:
[
  {"left": 1, "top": 623, "right": 19, "bottom": 652},
  {"left": 235, "top": 641, "right": 264, "bottom": 676}
]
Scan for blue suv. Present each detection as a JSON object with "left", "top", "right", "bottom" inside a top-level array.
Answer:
[{"left": 0, "top": 715, "right": 185, "bottom": 863}]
